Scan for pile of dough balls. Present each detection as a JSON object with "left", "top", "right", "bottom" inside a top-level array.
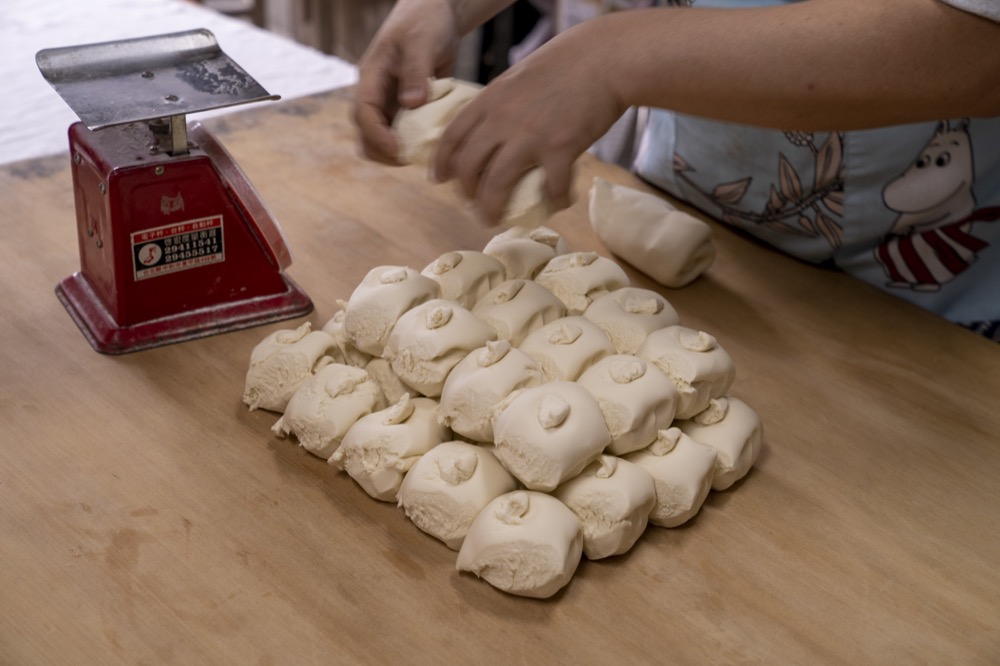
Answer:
[{"left": 243, "top": 193, "right": 761, "bottom": 601}]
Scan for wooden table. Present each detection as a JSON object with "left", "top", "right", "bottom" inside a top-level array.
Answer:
[{"left": 3, "top": 89, "right": 999, "bottom": 664}]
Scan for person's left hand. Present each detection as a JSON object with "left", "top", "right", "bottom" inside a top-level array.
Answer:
[{"left": 433, "top": 20, "right": 627, "bottom": 224}]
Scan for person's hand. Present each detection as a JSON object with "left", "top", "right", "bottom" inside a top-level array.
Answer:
[
  {"left": 433, "top": 21, "right": 627, "bottom": 224},
  {"left": 353, "top": 0, "right": 462, "bottom": 164}
]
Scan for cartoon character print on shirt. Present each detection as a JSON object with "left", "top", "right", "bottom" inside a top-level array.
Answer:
[
  {"left": 673, "top": 131, "right": 846, "bottom": 249},
  {"left": 876, "top": 119, "right": 1000, "bottom": 292}
]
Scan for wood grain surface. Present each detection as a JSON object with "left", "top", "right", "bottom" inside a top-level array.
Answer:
[{"left": 2, "top": 88, "right": 999, "bottom": 665}]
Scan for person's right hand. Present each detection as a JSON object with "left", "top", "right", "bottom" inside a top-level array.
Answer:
[{"left": 353, "top": 0, "right": 462, "bottom": 164}]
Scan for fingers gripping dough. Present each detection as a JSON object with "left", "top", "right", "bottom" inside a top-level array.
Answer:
[
  {"left": 393, "top": 77, "right": 482, "bottom": 167},
  {"left": 589, "top": 177, "right": 715, "bottom": 288},
  {"left": 393, "top": 77, "right": 551, "bottom": 228}
]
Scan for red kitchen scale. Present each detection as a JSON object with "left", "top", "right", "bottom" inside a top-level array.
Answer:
[{"left": 36, "top": 29, "right": 313, "bottom": 354}]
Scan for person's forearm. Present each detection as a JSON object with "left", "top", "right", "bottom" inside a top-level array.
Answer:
[{"left": 569, "top": 0, "right": 1000, "bottom": 131}]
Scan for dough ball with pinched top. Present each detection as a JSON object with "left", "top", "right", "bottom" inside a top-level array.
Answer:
[
  {"left": 471, "top": 278, "right": 566, "bottom": 347},
  {"left": 342, "top": 265, "right": 441, "bottom": 357},
  {"left": 577, "top": 355, "right": 679, "bottom": 456},
  {"left": 624, "top": 428, "right": 717, "bottom": 528},
  {"left": 330, "top": 394, "right": 450, "bottom": 502},
  {"left": 397, "top": 440, "right": 518, "bottom": 550},
  {"left": 383, "top": 299, "right": 496, "bottom": 398},
  {"left": 271, "top": 363, "right": 386, "bottom": 460},
  {"left": 456, "top": 490, "right": 583, "bottom": 599},
  {"left": 517, "top": 315, "right": 615, "bottom": 382},
  {"left": 438, "top": 339, "right": 544, "bottom": 443},
  {"left": 421, "top": 250, "right": 506, "bottom": 310},
  {"left": 552, "top": 455, "right": 656, "bottom": 559},
  {"left": 243, "top": 322, "right": 339, "bottom": 413},
  {"left": 491, "top": 381, "right": 611, "bottom": 492},
  {"left": 676, "top": 396, "right": 762, "bottom": 491},
  {"left": 535, "top": 251, "right": 630, "bottom": 315},
  {"left": 482, "top": 225, "right": 569, "bottom": 280},
  {"left": 583, "top": 287, "right": 681, "bottom": 354},
  {"left": 636, "top": 325, "right": 735, "bottom": 420}
]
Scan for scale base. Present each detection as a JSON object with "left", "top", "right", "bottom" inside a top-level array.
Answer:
[{"left": 56, "top": 271, "right": 313, "bottom": 354}]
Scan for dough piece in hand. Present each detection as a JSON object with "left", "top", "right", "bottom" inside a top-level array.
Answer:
[
  {"left": 330, "top": 395, "right": 450, "bottom": 502},
  {"left": 502, "top": 167, "right": 552, "bottom": 229},
  {"left": 517, "top": 316, "right": 615, "bottom": 382},
  {"left": 492, "top": 381, "right": 611, "bottom": 492},
  {"left": 577, "top": 355, "right": 678, "bottom": 456},
  {"left": 636, "top": 325, "right": 735, "bottom": 420},
  {"left": 393, "top": 77, "right": 482, "bottom": 166},
  {"left": 383, "top": 299, "right": 497, "bottom": 398},
  {"left": 397, "top": 441, "right": 518, "bottom": 550},
  {"left": 676, "top": 397, "right": 762, "bottom": 491},
  {"left": 483, "top": 225, "right": 569, "bottom": 280},
  {"left": 624, "top": 428, "right": 718, "bottom": 528},
  {"left": 421, "top": 250, "right": 506, "bottom": 310},
  {"left": 552, "top": 455, "right": 656, "bottom": 560},
  {"left": 342, "top": 266, "right": 441, "bottom": 357},
  {"left": 583, "top": 287, "right": 681, "bottom": 354},
  {"left": 471, "top": 279, "right": 566, "bottom": 346},
  {"left": 589, "top": 177, "right": 715, "bottom": 288},
  {"left": 535, "top": 251, "right": 630, "bottom": 315},
  {"left": 243, "top": 322, "right": 339, "bottom": 413},
  {"left": 438, "top": 340, "right": 544, "bottom": 443},
  {"left": 393, "top": 78, "right": 551, "bottom": 228},
  {"left": 456, "top": 490, "right": 583, "bottom": 599},
  {"left": 272, "top": 363, "right": 386, "bottom": 460},
  {"left": 321, "top": 303, "right": 374, "bottom": 368}
]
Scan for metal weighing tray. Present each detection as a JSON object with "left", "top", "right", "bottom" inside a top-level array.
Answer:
[{"left": 35, "top": 28, "right": 279, "bottom": 130}]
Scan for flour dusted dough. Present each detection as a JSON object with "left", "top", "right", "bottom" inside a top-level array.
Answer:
[
  {"left": 364, "top": 357, "right": 420, "bottom": 405},
  {"left": 535, "top": 251, "right": 630, "bottom": 315},
  {"left": 677, "top": 397, "right": 762, "bottom": 491},
  {"left": 438, "top": 340, "right": 544, "bottom": 443},
  {"left": 272, "top": 363, "right": 386, "bottom": 460},
  {"left": 456, "top": 490, "right": 583, "bottom": 599},
  {"left": 330, "top": 395, "right": 450, "bottom": 502},
  {"left": 636, "top": 325, "right": 736, "bottom": 420},
  {"left": 482, "top": 225, "right": 569, "bottom": 280},
  {"left": 589, "top": 177, "right": 715, "bottom": 288},
  {"left": 517, "top": 315, "right": 615, "bottom": 382},
  {"left": 382, "top": 299, "right": 497, "bottom": 397},
  {"left": 243, "top": 322, "right": 339, "bottom": 413},
  {"left": 421, "top": 250, "right": 506, "bottom": 309},
  {"left": 397, "top": 440, "right": 518, "bottom": 550},
  {"left": 624, "top": 428, "right": 718, "bottom": 528},
  {"left": 342, "top": 266, "right": 441, "bottom": 357},
  {"left": 471, "top": 278, "right": 566, "bottom": 346},
  {"left": 393, "top": 77, "right": 482, "bottom": 167},
  {"left": 551, "top": 456, "right": 656, "bottom": 560},
  {"left": 583, "top": 287, "right": 681, "bottom": 354},
  {"left": 321, "top": 305, "right": 374, "bottom": 368},
  {"left": 492, "top": 381, "right": 611, "bottom": 492},
  {"left": 577, "top": 355, "right": 679, "bottom": 456}
]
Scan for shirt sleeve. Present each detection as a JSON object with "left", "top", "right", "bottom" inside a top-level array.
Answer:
[{"left": 939, "top": 0, "right": 1000, "bottom": 22}]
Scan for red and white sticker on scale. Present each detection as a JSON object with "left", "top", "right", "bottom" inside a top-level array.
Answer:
[{"left": 131, "top": 215, "right": 225, "bottom": 281}]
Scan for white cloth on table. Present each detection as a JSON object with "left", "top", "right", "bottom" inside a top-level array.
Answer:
[{"left": 0, "top": 0, "right": 358, "bottom": 165}]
